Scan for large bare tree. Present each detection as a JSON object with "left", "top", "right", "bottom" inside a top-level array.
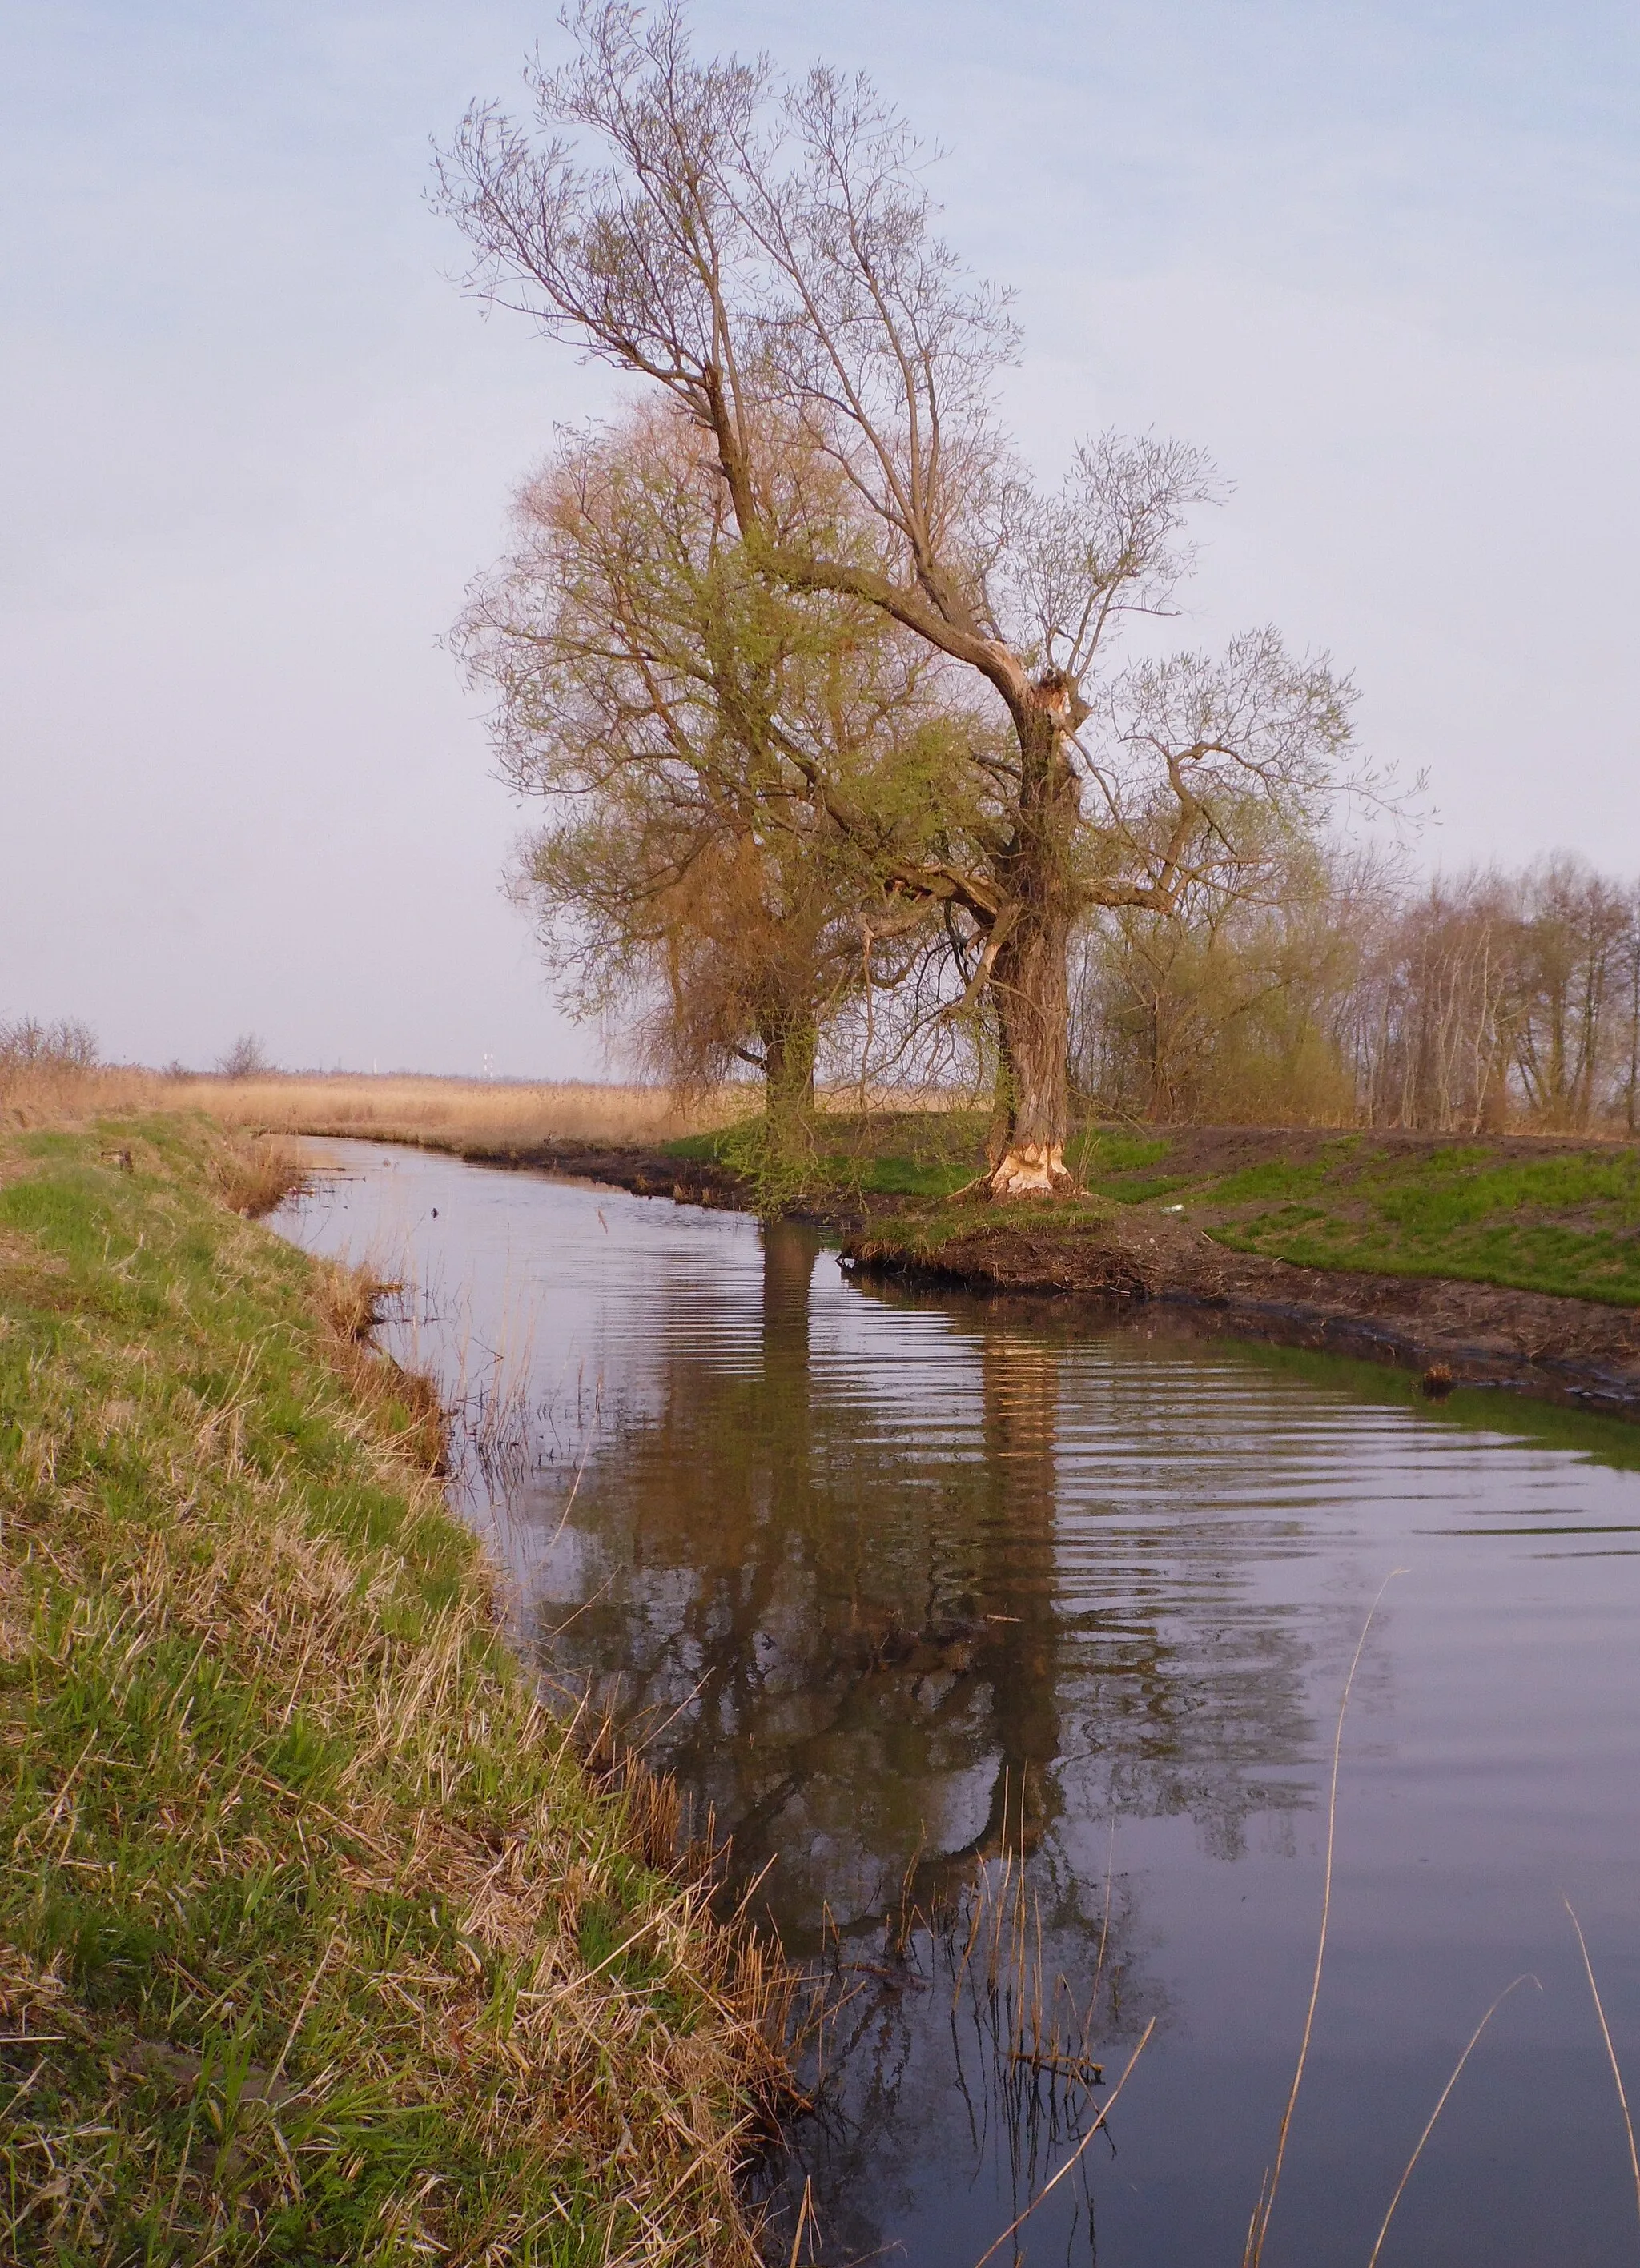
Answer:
[{"left": 437, "top": 2, "right": 1362, "bottom": 1193}]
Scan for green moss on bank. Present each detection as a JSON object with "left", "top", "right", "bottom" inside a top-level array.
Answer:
[{"left": 0, "top": 1118, "right": 777, "bottom": 2265}]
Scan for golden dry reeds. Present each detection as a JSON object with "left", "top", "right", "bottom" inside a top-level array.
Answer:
[
  {"left": 2, "top": 1056, "right": 980, "bottom": 1154},
  {"left": 0, "top": 1062, "right": 742, "bottom": 1147},
  {"left": 173, "top": 1071, "right": 742, "bottom": 1150},
  {"left": 208, "top": 1131, "right": 311, "bottom": 1218}
]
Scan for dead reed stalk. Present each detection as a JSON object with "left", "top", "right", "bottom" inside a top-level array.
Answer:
[
  {"left": 1364, "top": 1974, "right": 1539, "bottom": 2268},
  {"left": 1243, "top": 1569, "right": 1406, "bottom": 2268},
  {"left": 1565, "top": 1897, "right": 1640, "bottom": 2242},
  {"left": 971, "top": 2019, "right": 1156, "bottom": 2268}
]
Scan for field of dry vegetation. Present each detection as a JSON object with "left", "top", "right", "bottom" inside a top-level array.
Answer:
[
  {"left": 0, "top": 1054, "right": 976, "bottom": 1157},
  {"left": 0, "top": 1065, "right": 737, "bottom": 1147}
]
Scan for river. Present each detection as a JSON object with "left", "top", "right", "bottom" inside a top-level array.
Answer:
[{"left": 273, "top": 1138, "right": 1640, "bottom": 2266}]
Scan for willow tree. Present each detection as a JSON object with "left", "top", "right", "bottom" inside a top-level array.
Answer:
[
  {"left": 456, "top": 403, "right": 973, "bottom": 1134},
  {"left": 438, "top": 2, "right": 1362, "bottom": 1193}
]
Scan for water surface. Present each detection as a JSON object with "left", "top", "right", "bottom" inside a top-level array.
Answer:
[{"left": 275, "top": 1141, "right": 1640, "bottom": 2267}]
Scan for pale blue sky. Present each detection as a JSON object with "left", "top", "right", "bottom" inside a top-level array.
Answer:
[{"left": 3, "top": 1, "right": 1637, "bottom": 1074}]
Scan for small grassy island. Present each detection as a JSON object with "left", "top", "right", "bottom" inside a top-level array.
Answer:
[{"left": 0, "top": 1116, "right": 782, "bottom": 2265}]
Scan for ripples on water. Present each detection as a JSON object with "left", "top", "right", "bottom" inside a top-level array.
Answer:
[{"left": 275, "top": 1141, "right": 1640, "bottom": 2267}]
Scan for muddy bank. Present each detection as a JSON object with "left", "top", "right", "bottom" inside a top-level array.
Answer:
[
  {"left": 842, "top": 1207, "right": 1640, "bottom": 1419},
  {"left": 443, "top": 1135, "right": 750, "bottom": 1206}
]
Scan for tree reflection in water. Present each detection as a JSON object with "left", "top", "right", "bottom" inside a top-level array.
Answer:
[{"left": 501, "top": 1219, "right": 1322, "bottom": 2262}]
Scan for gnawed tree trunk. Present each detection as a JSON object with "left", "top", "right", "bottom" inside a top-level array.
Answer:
[
  {"left": 985, "top": 692, "right": 1080, "bottom": 1199},
  {"left": 990, "top": 909, "right": 1074, "bottom": 1195}
]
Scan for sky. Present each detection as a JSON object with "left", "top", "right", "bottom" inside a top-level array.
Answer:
[{"left": 2, "top": 0, "right": 1637, "bottom": 1077}]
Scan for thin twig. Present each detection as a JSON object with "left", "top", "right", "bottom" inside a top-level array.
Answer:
[
  {"left": 1244, "top": 1568, "right": 1406, "bottom": 2267},
  {"left": 971, "top": 2017, "right": 1156, "bottom": 2268},
  {"left": 1566, "top": 1897, "right": 1640, "bottom": 2240},
  {"left": 1364, "top": 1974, "right": 1539, "bottom": 2267}
]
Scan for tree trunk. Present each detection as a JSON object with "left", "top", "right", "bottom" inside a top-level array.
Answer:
[
  {"left": 986, "top": 696, "right": 1079, "bottom": 1198},
  {"left": 989, "top": 905, "right": 1074, "bottom": 1194},
  {"left": 760, "top": 1008, "right": 818, "bottom": 1130}
]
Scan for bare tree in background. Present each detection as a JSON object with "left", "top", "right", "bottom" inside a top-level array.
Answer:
[
  {"left": 436, "top": 2, "right": 1367, "bottom": 1194},
  {"left": 217, "top": 1034, "right": 273, "bottom": 1081},
  {"left": 1073, "top": 837, "right": 1397, "bottom": 1126},
  {"left": 0, "top": 1017, "right": 99, "bottom": 1072},
  {"left": 1509, "top": 857, "right": 1632, "bottom": 1130},
  {"left": 1354, "top": 872, "right": 1520, "bottom": 1133}
]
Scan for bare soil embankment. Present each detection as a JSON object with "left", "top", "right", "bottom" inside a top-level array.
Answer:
[
  {"left": 841, "top": 1202, "right": 1640, "bottom": 1420},
  {"left": 440, "top": 1134, "right": 746, "bottom": 1206}
]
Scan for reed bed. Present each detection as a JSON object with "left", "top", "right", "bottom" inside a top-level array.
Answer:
[
  {"left": 171, "top": 1073, "right": 738, "bottom": 1150},
  {"left": 0, "top": 1113, "right": 793, "bottom": 2263},
  {"left": 796, "top": 1807, "right": 1140, "bottom": 2262},
  {"left": 2, "top": 1059, "right": 980, "bottom": 1156},
  {"left": 0, "top": 1065, "right": 738, "bottom": 1148}
]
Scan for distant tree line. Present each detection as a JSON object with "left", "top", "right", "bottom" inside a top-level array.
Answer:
[
  {"left": 0, "top": 1017, "right": 99, "bottom": 1074},
  {"left": 1073, "top": 852, "right": 1640, "bottom": 1134}
]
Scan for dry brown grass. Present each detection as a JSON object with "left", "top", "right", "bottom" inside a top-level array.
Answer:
[
  {"left": 208, "top": 1131, "right": 311, "bottom": 1218},
  {"left": 313, "top": 1254, "right": 451, "bottom": 1476},
  {"left": 171, "top": 1073, "right": 743, "bottom": 1150},
  {"left": 0, "top": 1063, "right": 744, "bottom": 1147},
  {"left": 0, "top": 1060, "right": 167, "bottom": 1129},
  {"left": 1, "top": 1062, "right": 973, "bottom": 1153}
]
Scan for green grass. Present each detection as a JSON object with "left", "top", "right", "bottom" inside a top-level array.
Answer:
[
  {"left": 677, "top": 1107, "right": 1640, "bottom": 1308},
  {"left": 1067, "top": 1130, "right": 1195, "bottom": 1205},
  {"left": 665, "top": 1114, "right": 983, "bottom": 1205},
  {"left": 1193, "top": 1143, "right": 1640, "bottom": 1304},
  {"left": 848, "top": 1194, "right": 1121, "bottom": 1262},
  {"left": 1015, "top": 1127, "right": 1640, "bottom": 1307},
  {"left": 658, "top": 1130, "right": 726, "bottom": 1165},
  {"left": 838, "top": 1153, "right": 972, "bottom": 1200},
  {"left": 0, "top": 1118, "right": 779, "bottom": 2265}
]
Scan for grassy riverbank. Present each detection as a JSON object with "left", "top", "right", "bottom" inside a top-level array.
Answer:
[
  {"left": 13, "top": 1058, "right": 1638, "bottom": 1311},
  {"left": 0, "top": 1116, "right": 782, "bottom": 2264},
  {"left": 1075, "top": 1127, "right": 1640, "bottom": 1307},
  {"left": 673, "top": 1117, "right": 1640, "bottom": 1311}
]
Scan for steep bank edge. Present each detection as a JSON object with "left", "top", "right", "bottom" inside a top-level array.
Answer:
[{"left": 0, "top": 1115, "right": 785, "bottom": 2265}]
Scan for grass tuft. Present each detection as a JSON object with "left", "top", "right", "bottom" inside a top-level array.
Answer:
[{"left": 208, "top": 1133, "right": 309, "bottom": 1219}]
